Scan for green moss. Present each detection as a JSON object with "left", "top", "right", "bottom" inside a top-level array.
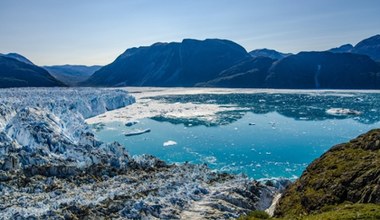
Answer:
[
  {"left": 238, "top": 203, "right": 380, "bottom": 220},
  {"left": 299, "top": 203, "right": 380, "bottom": 220},
  {"left": 238, "top": 210, "right": 270, "bottom": 220}
]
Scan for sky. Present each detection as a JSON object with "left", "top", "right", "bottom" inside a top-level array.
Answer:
[{"left": 1, "top": 0, "right": 380, "bottom": 66}]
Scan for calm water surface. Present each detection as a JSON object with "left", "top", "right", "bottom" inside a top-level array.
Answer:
[{"left": 94, "top": 92, "right": 380, "bottom": 179}]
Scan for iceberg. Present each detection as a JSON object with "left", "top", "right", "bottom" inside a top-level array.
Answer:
[
  {"left": 326, "top": 108, "right": 361, "bottom": 116},
  {"left": 124, "top": 128, "right": 151, "bottom": 136},
  {"left": 163, "top": 140, "right": 177, "bottom": 147}
]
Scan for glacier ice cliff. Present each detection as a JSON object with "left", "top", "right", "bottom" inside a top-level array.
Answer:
[{"left": 0, "top": 88, "right": 288, "bottom": 219}]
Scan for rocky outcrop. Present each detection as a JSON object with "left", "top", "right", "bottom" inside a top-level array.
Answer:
[
  {"left": 274, "top": 129, "right": 380, "bottom": 217},
  {"left": 0, "top": 160, "right": 286, "bottom": 219}
]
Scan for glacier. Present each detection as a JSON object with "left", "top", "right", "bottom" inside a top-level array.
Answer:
[{"left": 0, "top": 88, "right": 288, "bottom": 219}]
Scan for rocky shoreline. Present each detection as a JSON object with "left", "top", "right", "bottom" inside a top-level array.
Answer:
[{"left": 0, "top": 88, "right": 288, "bottom": 219}]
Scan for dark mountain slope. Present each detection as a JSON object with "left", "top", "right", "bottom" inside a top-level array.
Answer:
[
  {"left": 0, "top": 56, "right": 65, "bottom": 88},
  {"left": 352, "top": 34, "right": 380, "bottom": 61},
  {"left": 265, "top": 52, "right": 380, "bottom": 89},
  {"left": 197, "top": 57, "right": 275, "bottom": 88},
  {"left": 1, "top": 53, "right": 34, "bottom": 65},
  {"left": 82, "top": 39, "right": 250, "bottom": 87}
]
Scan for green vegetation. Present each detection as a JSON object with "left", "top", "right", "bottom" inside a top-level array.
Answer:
[
  {"left": 239, "top": 203, "right": 380, "bottom": 220},
  {"left": 238, "top": 210, "right": 270, "bottom": 220}
]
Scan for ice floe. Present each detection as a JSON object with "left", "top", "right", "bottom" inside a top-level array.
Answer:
[
  {"left": 163, "top": 140, "right": 177, "bottom": 147},
  {"left": 124, "top": 128, "right": 151, "bottom": 136},
  {"left": 326, "top": 108, "right": 361, "bottom": 116}
]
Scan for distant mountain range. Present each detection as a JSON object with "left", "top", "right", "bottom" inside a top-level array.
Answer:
[
  {"left": 1, "top": 34, "right": 380, "bottom": 89},
  {"left": 43, "top": 65, "right": 102, "bottom": 86},
  {"left": 83, "top": 34, "right": 380, "bottom": 89}
]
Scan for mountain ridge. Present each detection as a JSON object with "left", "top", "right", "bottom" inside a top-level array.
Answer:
[
  {"left": 249, "top": 48, "right": 291, "bottom": 60},
  {"left": 2, "top": 34, "right": 380, "bottom": 89},
  {"left": 83, "top": 35, "right": 380, "bottom": 89},
  {"left": 0, "top": 55, "right": 66, "bottom": 88}
]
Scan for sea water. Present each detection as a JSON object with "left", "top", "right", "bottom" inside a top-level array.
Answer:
[{"left": 94, "top": 92, "right": 380, "bottom": 180}]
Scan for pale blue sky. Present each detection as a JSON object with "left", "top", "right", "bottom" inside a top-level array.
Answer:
[{"left": 1, "top": 0, "right": 380, "bottom": 65}]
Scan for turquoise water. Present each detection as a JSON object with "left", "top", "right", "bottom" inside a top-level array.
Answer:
[{"left": 94, "top": 92, "right": 380, "bottom": 180}]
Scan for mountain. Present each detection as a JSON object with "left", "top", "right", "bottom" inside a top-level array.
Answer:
[
  {"left": 0, "top": 56, "right": 65, "bottom": 88},
  {"left": 82, "top": 39, "right": 250, "bottom": 87},
  {"left": 1, "top": 53, "right": 34, "bottom": 65},
  {"left": 196, "top": 57, "right": 275, "bottom": 88},
  {"left": 44, "top": 65, "right": 102, "bottom": 86},
  {"left": 83, "top": 36, "right": 380, "bottom": 89},
  {"left": 265, "top": 51, "right": 380, "bottom": 89},
  {"left": 249, "top": 48, "right": 290, "bottom": 60},
  {"left": 352, "top": 34, "right": 380, "bottom": 61},
  {"left": 328, "top": 35, "right": 380, "bottom": 61},
  {"left": 274, "top": 129, "right": 380, "bottom": 218},
  {"left": 328, "top": 44, "right": 354, "bottom": 53}
]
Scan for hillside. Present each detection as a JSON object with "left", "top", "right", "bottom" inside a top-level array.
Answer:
[
  {"left": 0, "top": 56, "right": 65, "bottom": 88},
  {"left": 197, "top": 57, "right": 275, "bottom": 88},
  {"left": 266, "top": 52, "right": 380, "bottom": 89}
]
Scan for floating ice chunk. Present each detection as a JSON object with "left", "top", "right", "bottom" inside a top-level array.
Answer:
[
  {"left": 204, "top": 156, "right": 217, "bottom": 164},
  {"left": 326, "top": 108, "right": 361, "bottom": 116},
  {"left": 124, "top": 128, "right": 151, "bottom": 136},
  {"left": 125, "top": 120, "right": 139, "bottom": 127},
  {"left": 163, "top": 140, "right": 177, "bottom": 147}
]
